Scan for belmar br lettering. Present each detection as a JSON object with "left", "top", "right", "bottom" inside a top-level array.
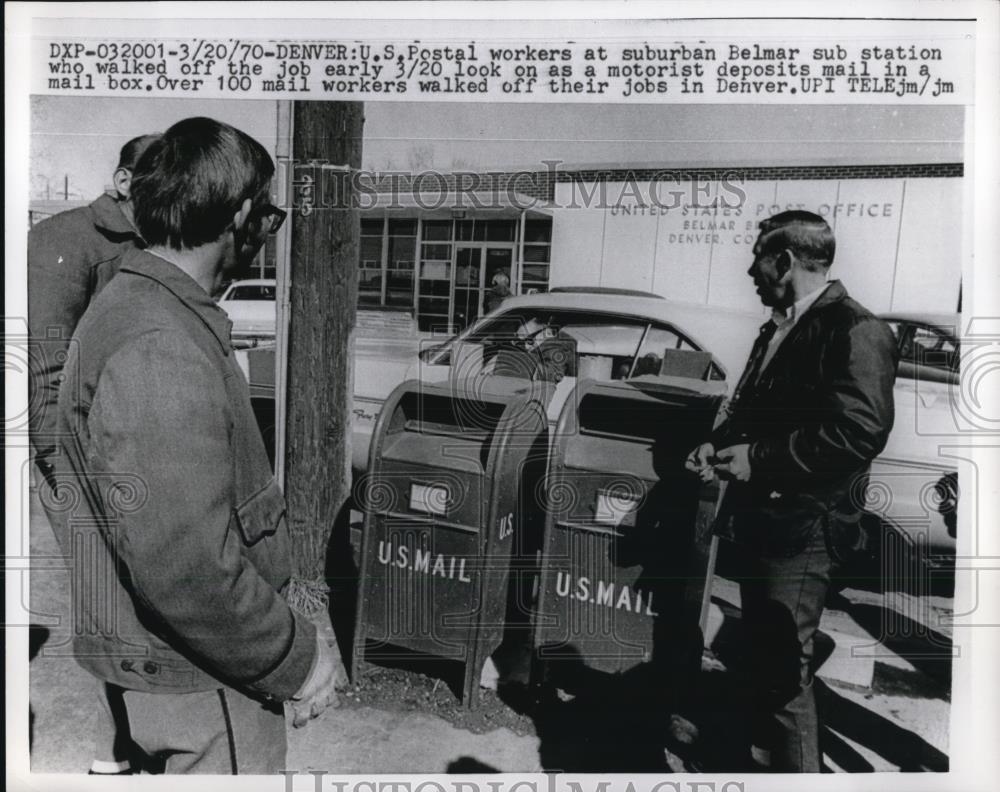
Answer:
[
  {"left": 377, "top": 541, "right": 472, "bottom": 583},
  {"left": 555, "top": 572, "right": 660, "bottom": 616}
]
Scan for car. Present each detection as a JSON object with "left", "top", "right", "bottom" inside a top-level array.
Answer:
[
  {"left": 862, "top": 313, "right": 960, "bottom": 579},
  {"left": 245, "top": 289, "right": 760, "bottom": 471},
  {"left": 882, "top": 312, "right": 960, "bottom": 386},
  {"left": 217, "top": 278, "right": 276, "bottom": 344},
  {"left": 354, "top": 290, "right": 762, "bottom": 467},
  {"left": 411, "top": 303, "right": 961, "bottom": 583},
  {"left": 244, "top": 294, "right": 959, "bottom": 581}
]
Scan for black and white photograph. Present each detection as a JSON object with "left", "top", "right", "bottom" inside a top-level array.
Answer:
[{"left": 5, "top": 3, "right": 999, "bottom": 789}]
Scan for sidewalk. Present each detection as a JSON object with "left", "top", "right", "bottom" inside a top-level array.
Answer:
[{"left": 26, "top": 491, "right": 951, "bottom": 774}]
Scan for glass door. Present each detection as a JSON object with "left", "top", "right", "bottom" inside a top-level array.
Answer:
[
  {"left": 484, "top": 248, "right": 514, "bottom": 310},
  {"left": 451, "top": 244, "right": 516, "bottom": 331},
  {"left": 452, "top": 246, "right": 483, "bottom": 331}
]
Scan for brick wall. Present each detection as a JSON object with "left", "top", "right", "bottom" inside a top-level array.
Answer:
[{"left": 371, "top": 163, "right": 963, "bottom": 203}]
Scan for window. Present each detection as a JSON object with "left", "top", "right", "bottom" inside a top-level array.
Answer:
[
  {"left": 485, "top": 220, "right": 516, "bottom": 242},
  {"left": 359, "top": 220, "right": 385, "bottom": 307},
  {"left": 422, "top": 220, "right": 452, "bottom": 241},
  {"left": 425, "top": 309, "right": 727, "bottom": 382},
  {"left": 632, "top": 325, "right": 722, "bottom": 379},
  {"left": 521, "top": 218, "right": 552, "bottom": 294},
  {"left": 907, "top": 324, "right": 959, "bottom": 372},
  {"left": 418, "top": 222, "right": 453, "bottom": 332},
  {"left": 524, "top": 218, "right": 552, "bottom": 244},
  {"left": 386, "top": 225, "right": 416, "bottom": 309},
  {"left": 361, "top": 218, "right": 384, "bottom": 235},
  {"left": 454, "top": 219, "right": 516, "bottom": 243},
  {"left": 387, "top": 218, "right": 417, "bottom": 236}
]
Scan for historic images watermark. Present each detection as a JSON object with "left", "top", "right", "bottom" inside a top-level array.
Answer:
[
  {"left": 284, "top": 159, "right": 749, "bottom": 214},
  {"left": 279, "top": 773, "right": 747, "bottom": 792}
]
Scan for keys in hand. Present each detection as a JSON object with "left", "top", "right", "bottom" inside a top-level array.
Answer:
[{"left": 684, "top": 442, "right": 752, "bottom": 482}]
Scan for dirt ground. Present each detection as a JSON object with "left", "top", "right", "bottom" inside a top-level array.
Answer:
[{"left": 25, "top": 488, "right": 952, "bottom": 774}]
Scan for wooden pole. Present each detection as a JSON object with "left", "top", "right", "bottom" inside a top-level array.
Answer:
[{"left": 284, "top": 101, "right": 364, "bottom": 618}]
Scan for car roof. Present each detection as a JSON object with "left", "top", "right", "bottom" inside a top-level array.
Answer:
[
  {"left": 548, "top": 286, "right": 664, "bottom": 299},
  {"left": 225, "top": 279, "right": 276, "bottom": 287},
  {"left": 485, "top": 292, "right": 762, "bottom": 378},
  {"left": 879, "top": 311, "right": 960, "bottom": 329}
]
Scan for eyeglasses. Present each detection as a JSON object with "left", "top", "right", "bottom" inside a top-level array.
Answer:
[{"left": 249, "top": 202, "right": 287, "bottom": 235}]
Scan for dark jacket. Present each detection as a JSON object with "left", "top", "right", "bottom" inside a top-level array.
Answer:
[
  {"left": 712, "top": 280, "right": 899, "bottom": 556},
  {"left": 54, "top": 248, "right": 316, "bottom": 701},
  {"left": 485, "top": 284, "right": 512, "bottom": 314},
  {"left": 28, "top": 193, "right": 142, "bottom": 462}
]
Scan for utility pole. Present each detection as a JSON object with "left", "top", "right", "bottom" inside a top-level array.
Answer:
[{"left": 284, "top": 101, "right": 364, "bottom": 622}]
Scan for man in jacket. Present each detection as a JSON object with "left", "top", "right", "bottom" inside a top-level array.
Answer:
[
  {"left": 485, "top": 271, "right": 512, "bottom": 313},
  {"left": 55, "top": 117, "right": 338, "bottom": 773},
  {"left": 29, "top": 133, "right": 159, "bottom": 775},
  {"left": 686, "top": 210, "right": 898, "bottom": 771},
  {"left": 29, "top": 133, "right": 159, "bottom": 475}
]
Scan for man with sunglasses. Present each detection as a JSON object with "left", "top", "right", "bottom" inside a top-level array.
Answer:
[
  {"left": 233, "top": 201, "right": 286, "bottom": 279},
  {"left": 54, "top": 117, "right": 338, "bottom": 774}
]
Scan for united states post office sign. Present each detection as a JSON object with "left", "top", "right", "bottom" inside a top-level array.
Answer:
[{"left": 549, "top": 177, "right": 961, "bottom": 315}]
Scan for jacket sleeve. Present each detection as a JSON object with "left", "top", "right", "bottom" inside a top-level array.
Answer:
[
  {"left": 748, "top": 316, "right": 899, "bottom": 479},
  {"left": 27, "top": 219, "right": 94, "bottom": 460},
  {"left": 89, "top": 330, "right": 316, "bottom": 701}
]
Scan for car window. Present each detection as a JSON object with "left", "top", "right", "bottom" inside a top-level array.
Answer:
[
  {"left": 907, "top": 324, "right": 960, "bottom": 373},
  {"left": 632, "top": 324, "right": 725, "bottom": 381},
  {"left": 632, "top": 326, "right": 687, "bottom": 376},
  {"left": 433, "top": 307, "right": 725, "bottom": 381},
  {"left": 229, "top": 285, "right": 276, "bottom": 301}
]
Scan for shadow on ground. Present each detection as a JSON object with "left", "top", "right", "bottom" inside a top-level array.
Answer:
[
  {"left": 500, "top": 659, "right": 676, "bottom": 772},
  {"left": 702, "top": 591, "right": 951, "bottom": 772},
  {"left": 28, "top": 625, "right": 51, "bottom": 751},
  {"left": 447, "top": 757, "right": 500, "bottom": 773}
]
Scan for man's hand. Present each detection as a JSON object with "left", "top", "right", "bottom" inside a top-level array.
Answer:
[
  {"left": 713, "top": 444, "right": 752, "bottom": 482},
  {"left": 685, "top": 442, "right": 717, "bottom": 482},
  {"left": 288, "top": 631, "right": 341, "bottom": 728}
]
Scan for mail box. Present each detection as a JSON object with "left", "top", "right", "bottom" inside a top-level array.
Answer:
[
  {"left": 353, "top": 376, "right": 552, "bottom": 705},
  {"left": 533, "top": 377, "right": 725, "bottom": 684}
]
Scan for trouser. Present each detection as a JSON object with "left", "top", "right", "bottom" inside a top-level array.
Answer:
[
  {"left": 116, "top": 684, "right": 287, "bottom": 774},
  {"left": 735, "top": 531, "right": 833, "bottom": 773},
  {"left": 90, "top": 681, "right": 135, "bottom": 773}
]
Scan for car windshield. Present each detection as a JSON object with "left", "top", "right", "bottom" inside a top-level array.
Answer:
[
  {"left": 227, "top": 284, "right": 275, "bottom": 301},
  {"left": 433, "top": 307, "right": 723, "bottom": 381}
]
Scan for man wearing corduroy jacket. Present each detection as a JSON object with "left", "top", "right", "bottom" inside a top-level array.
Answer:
[
  {"left": 686, "top": 210, "right": 899, "bottom": 772},
  {"left": 54, "top": 117, "right": 338, "bottom": 773}
]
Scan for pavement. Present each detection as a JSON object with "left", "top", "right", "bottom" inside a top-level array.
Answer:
[{"left": 24, "top": 485, "right": 953, "bottom": 774}]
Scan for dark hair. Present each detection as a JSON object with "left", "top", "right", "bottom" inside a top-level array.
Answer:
[
  {"left": 757, "top": 210, "right": 835, "bottom": 271},
  {"left": 130, "top": 117, "right": 274, "bottom": 249},
  {"left": 116, "top": 134, "right": 161, "bottom": 171}
]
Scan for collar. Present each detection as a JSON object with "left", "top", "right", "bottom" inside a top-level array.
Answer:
[
  {"left": 118, "top": 248, "right": 233, "bottom": 353},
  {"left": 89, "top": 192, "right": 141, "bottom": 238},
  {"left": 770, "top": 280, "right": 832, "bottom": 328}
]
